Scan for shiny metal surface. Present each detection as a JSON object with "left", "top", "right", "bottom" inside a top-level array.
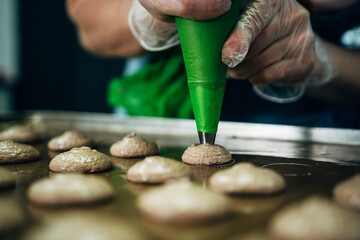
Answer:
[
  {"left": 0, "top": 111, "right": 360, "bottom": 240},
  {"left": 25, "top": 111, "right": 360, "bottom": 166},
  {"left": 198, "top": 131, "right": 216, "bottom": 144},
  {"left": 23, "top": 111, "right": 360, "bottom": 146}
]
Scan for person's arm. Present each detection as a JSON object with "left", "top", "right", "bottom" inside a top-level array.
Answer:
[
  {"left": 220, "top": 0, "right": 360, "bottom": 105},
  {"left": 131, "top": 0, "right": 360, "bottom": 105},
  {"left": 306, "top": 43, "right": 360, "bottom": 107},
  {"left": 300, "top": 0, "right": 360, "bottom": 107},
  {"left": 325, "top": 43, "right": 360, "bottom": 89},
  {"left": 66, "top": 0, "right": 144, "bottom": 57},
  {"left": 306, "top": 0, "right": 358, "bottom": 12},
  {"left": 134, "top": 0, "right": 318, "bottom": 87}
]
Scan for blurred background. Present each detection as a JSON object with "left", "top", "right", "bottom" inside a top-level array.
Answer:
[
  {"left": 0, "top": 0, "right": 359, "bottom": 128},
  {"left": 0, "top": 0, "right": 125, "bottom": 114}
]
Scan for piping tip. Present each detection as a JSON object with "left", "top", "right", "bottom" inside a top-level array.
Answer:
[{"left": 198, "top": 131, "right": 216, "bottom": 145}]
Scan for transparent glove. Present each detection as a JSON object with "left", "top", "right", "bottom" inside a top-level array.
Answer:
[
  {"left": 222, "top": 0, "right": 338, "bottom": 103},
  {"left": 129, "top": 0, "right": 231, "bottom": 51},
  {"left": 128, "top": 0, "right": 179, "bottom": 51}
]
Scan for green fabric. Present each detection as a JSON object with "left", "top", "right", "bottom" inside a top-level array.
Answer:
[{"left": 108, "top": 48, "right": 193, "bottom": 119}]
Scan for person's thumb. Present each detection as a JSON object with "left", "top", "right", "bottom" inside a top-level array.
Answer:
[{"left": 222, "top": 0, "right": 279, "bottom": 68}]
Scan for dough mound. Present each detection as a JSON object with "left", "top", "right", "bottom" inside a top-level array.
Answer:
[
  {"left": 110, "top": 133, "right": 159, "bottom": 158},
  {"left": 23, "top": 213, "right": 146, "bottom": 240},
  {"left": 137, "top": 179, "right": 230, "bottom": 224},
  {"left": 333, "top": 174, "right": 360, "bottom": 210},
  {"left": 48, "top": 130, "right": 93, "bottom": 151},
  {"left": 0, "top": 167, "right": 15, "bottom": 189},
  {"left": 0, "top": 140, "right": 40, "bottom": 164},
  {"left": 269, "top": 196, "right": 360, "bottom": 240},
  {"left": 49, "top": 147, "right": 112, "bottom": 173},
  {"left": 27, "top": 174, "right": 114, "bottom": 206},
  {"left": 127, "top": 156, "right": 191, "bottom": 184},
  {"left": 182, "top": 144, "right": 232, "bottom": 165},
  {"left": 209, "top": 162, "right": 286, "bottom": 194},
  {"left": 0, "top": 125, "right": 41, "bottom": 143}
]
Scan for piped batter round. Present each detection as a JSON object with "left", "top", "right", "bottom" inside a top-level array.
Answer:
[
  {"left": 0, "top": 125, "right": 41, "bottom": 143},
  {"left": 110, "top": 133, "right": 159, "bottom": 158},
  {"left": 0, "top": 140, "right": 40, "bottom": 164},
  {"left": 269, "top": 196, "right": 360, "bottom": 240},
  {"left": 209, "top": 162, "right": 286, "bottom": 194},
  {"left": 182, "top": 144, "right": 231, "bottom": 165},
  {"left": 27, "top": 174, "right": 114, "bottom": 206},
  {"left": 23, "top": 213, "right": 146, "bottom": 240},
  {"left": 49, "top": 147, "right": 112, "bottom": 173},
  {"left": 127, "top": 156, "right": 191, "bottom": 184},
  {"left": 333, "top": 174, "right": 360, "bottom": 210},
  {"left": 137, "top": 179, "right": 231, "bottom": 224},
  {"left": 48, "top": 130, "right": 93, "bottom": 151}
]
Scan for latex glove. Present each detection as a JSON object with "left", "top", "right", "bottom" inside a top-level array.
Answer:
[
  {"left": 129, "top": 0, "right": 231, "bottom": 51},
  {"left": 222, "top": 0, "right": 338, "bottom": 103},
  {"left": 128, "top": 0, "right": 179, "bottom": 51}
]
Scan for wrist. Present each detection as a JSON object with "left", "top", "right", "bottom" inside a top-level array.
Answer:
[
  {"left": 309, "top": 53, "right": 324, "bottom": 82},
  {"left": 128, "top": 0, "right": 179, "bottom": 51},
  {"left": 304, "top": 35, "right": 338, "bottom": 86}
]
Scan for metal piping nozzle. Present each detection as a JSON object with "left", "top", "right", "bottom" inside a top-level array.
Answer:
[{"left": 198, "top": 131, "right": 216, "bottom": 145}]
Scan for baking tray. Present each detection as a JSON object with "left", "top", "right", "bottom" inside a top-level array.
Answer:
[{"left": 1, "top": 111, "right": 360, "bottom": 240}]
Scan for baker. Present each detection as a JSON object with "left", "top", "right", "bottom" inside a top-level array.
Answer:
[{"left": 67, "top": 0, "right": 360, "bottom": 134}]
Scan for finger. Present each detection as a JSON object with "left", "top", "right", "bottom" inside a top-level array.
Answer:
[
  {"left": 222, "top": 0, "right": 280, "bottom": 68},
  {"left": 229, "top": 29, "right": 314, "bottom": 79},
  {"left": 244, "top": 14, "right": 287, "bottom": 61},
  {"left": 249, "top": 50, "right": 315, "bottom": 86},
  {"left": 140, "top": 0, "right": 232, "bottom": 22},
  {"left": 246, "top": 2, "right": 312, "bottom": 60},
  {"left": 228, "top": 36, "right": 291, "bottom": 79}
]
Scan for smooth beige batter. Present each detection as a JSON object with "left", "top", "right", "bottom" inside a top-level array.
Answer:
[
  {"left": 27, "top": 174, "right": 114, "bottom": 206},
  {"left": 127, "top": 156, "right": 191, "bottom": 184},
  {"left": 0, "top": 167, "right": 15, "bottom": 189},
  {"left": 0, "top": 140, "right": 40, "bottom": 164},
  {"left": 48, "top": 130, "right": 93, "bottom": 151},
  {"left": 23, "top": 213, "right": 146, "bottom": 240},
  {"left": 333, "top": 174, "right": 360, "bottom": 210},
  {"left": 269, "top": 196, "right": 360, "bottom": 240},
  {"left": 110, "top": 133, "right": 159, "bottom": 158},
  {"left": 49, "top": 147, "right": 112, "bottom": 173},
  {"left": 209, "top": 162, "right": 286, "bottom": 194},
  {"left": 137, "top": 179, "right": 231, "bottom": 224},
  {"left": 182, "top": 144, "right": 232, "bottom": 165},
  {"left": 0, "top": 125, "right": 41, "bottom": 143}
]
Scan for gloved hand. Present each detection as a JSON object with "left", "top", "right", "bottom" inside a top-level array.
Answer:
[
  {"left": 129, "top": 0, "right": 231, "bottom": 51},
  {"left": 130, "top": 0, "right": 338, "bottom": 103},
  {"left": 128, "top": 0, "right": 178, "bottom": 51},
  {"left": 222, "top": 0, "right": 338, "bottom": 102}
]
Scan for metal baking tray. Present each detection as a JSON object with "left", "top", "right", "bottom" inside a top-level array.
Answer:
[{"left": 1, "top": 111, "right": 359, "bottom": 240}]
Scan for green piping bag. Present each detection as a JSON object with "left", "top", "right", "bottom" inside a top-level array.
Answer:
[{"left": 176, "top": 0, "right": 242, "bottom": 144}]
